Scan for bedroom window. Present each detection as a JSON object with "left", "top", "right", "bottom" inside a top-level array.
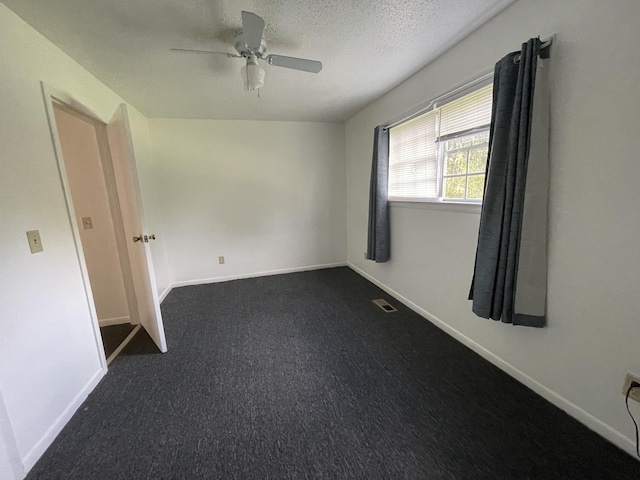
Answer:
[{"left": 388, "top": 82, "right": 493, "bottom": 203}]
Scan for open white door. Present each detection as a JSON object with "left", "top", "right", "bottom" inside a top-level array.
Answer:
[{"left": 106, "top": 104, "right": 167, "bottom": 352}]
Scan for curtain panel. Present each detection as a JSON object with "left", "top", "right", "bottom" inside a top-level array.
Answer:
[
  {"left": 367, "top": 125, "right": 390, "bottom": 263},
  {"left": 469, "top": 38, "right": 550, "bottom": 327}
]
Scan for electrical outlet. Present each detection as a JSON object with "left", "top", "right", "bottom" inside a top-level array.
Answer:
[
  {"left": 81, "top": 217, "right": 93, "bottom": 229},
  {"left": 26, "top": 230, "right": 43, "bottom": 253},
  {"left": 218, "top": 256, "right": 225, "bottom": 264},
  {"left": 622, "top": 373, "right": 640, "bottom": 402}
]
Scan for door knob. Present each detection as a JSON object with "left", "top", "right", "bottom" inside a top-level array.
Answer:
[{"left": 134, "top": 234, "right": 156, "bottom": 243}]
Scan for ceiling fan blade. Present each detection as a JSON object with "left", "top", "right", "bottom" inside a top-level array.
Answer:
[
  {"left": 241, "top": 11, "right": 265, "bottom": 50},
  {"left": 170, "top": 48, "right": 241, "bottom": 58},
  {"left": 265, "top": 55, "right": 322, "bottom": 73}
]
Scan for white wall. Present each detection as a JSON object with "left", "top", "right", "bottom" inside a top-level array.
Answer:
[
  {"left": 346, "top": 0, "right": 640, "bottom": 456},
  {"left": 54, "top": 106, "right": 130, "bottom": 323},
  {"left": 0, "top": 4, "right": 167, "bottom": 476},
  {"left": 0, "top": 436, "right": 15, "bottom": 480},
  {"left": 0, "top": 392, "right": 19, "bottom": 480},
  {"left": 148, "top": 119, "right": 346, "bottom": 285}
]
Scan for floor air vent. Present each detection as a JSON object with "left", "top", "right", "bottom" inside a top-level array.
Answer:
[{"left": 372, "top": 299, "right": 397, "bottom": 313}]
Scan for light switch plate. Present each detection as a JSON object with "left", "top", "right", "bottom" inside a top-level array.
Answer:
[
  {"left": 81, "top": 217, "right": 93, "bottom": 229},
  {"left": 26, "top": 230, "right": 43, "bottom": 253}
]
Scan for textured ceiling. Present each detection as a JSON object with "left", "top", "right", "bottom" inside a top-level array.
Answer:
[{"left": 4, "top": 0, "right": 514, "bottom": 122}]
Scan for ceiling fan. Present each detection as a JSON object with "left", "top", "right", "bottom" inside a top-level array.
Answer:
[{"left": 171, "top": 11, "right": 322, "bottom": 92}]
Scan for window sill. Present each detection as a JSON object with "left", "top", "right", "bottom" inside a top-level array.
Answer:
[{"left": 388, "top": 198, "right": 482, "bottom": 214}]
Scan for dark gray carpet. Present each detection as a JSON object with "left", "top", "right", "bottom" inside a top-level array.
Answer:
[
  {"left": 100, "top": 323, "right": 135, "bottom": 358},
  {"left": 27, "top": 267, "right": 640, "bottom": 479}
]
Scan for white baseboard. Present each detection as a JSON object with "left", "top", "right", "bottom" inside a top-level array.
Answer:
[
  {"left": 22, "top": 368, "right": 105, "bottom": 473},
  {"left": 98, "top": 316, "right": 130, "bottom": 327},
  {"left": 158, "top": 285, "right": 172, "bottom": 303},
  {"left": 171, "top": 262, "right": 347, "bottom": 289},
  {"left": 348, "top": 263, "right": 638, "bottom": 459}
]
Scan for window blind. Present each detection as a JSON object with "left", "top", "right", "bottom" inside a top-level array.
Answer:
[
  {"left": 389, "top": 110, "right": 438, "bottom": 198},
  {"left": 438, "top": 84, "right": 493, "bottom": 140},
  {"left": 388, "top": 81, "right": 493, "bottom": 199}
]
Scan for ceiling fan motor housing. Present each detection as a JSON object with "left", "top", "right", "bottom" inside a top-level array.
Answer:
[{"left": 234, "top": 32, "right": 267, "bottom": 58}]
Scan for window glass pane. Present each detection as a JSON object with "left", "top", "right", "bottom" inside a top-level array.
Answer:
[
  {"left": 473, "top": 131, "right": 490, "bottom": 145},
  {"left": 447, "top": 136, "right": 473, "bottom": 150},
  {"left": 446, "top": 138, "right": 460, "bottom": 150},
  {"left": 445, "top": 150, "right": 467, "bottom": 175},
  {"left": 445, "top": 151, "right": 467, "bottom": 175},
  {"left": 444, "top": 176, "right": 466, "bottom": 199},
  {"left": 467, "top": 174, "right": 485, "bottom": 199},
  {"left": 468, "top": 147, "right": 488, "bottom": 173}
]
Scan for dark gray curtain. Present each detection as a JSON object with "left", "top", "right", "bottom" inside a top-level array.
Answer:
[
  {"left": 367, "top": 126, "right": 390, "bottom": 262},
  {"left": 469, "top": 38, "right": 549, "bottom": 327}
]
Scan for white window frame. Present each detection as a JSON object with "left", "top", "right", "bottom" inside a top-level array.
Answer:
[{"left": 387, "top": 75, "right": 493, "bottom": 206}]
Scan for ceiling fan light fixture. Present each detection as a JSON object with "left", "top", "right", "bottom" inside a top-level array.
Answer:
[{"left": 241, "top": 56, "right": 265, "bottom": 91}]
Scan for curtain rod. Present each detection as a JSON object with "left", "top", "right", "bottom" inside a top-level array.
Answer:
[
  {"left": 539, "top": 36, "right": 553, "bottom": 58},
  {"left": 384, "top": 36, "right": 553, "bottom": 131}
]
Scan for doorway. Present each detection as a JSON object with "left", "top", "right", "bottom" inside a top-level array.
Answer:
[
  {"left": 53, "top": 103, "right": 139, "bottom": 363},
  {"left": 42, "top": 84, "right": 167, "bottom": 367}
]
